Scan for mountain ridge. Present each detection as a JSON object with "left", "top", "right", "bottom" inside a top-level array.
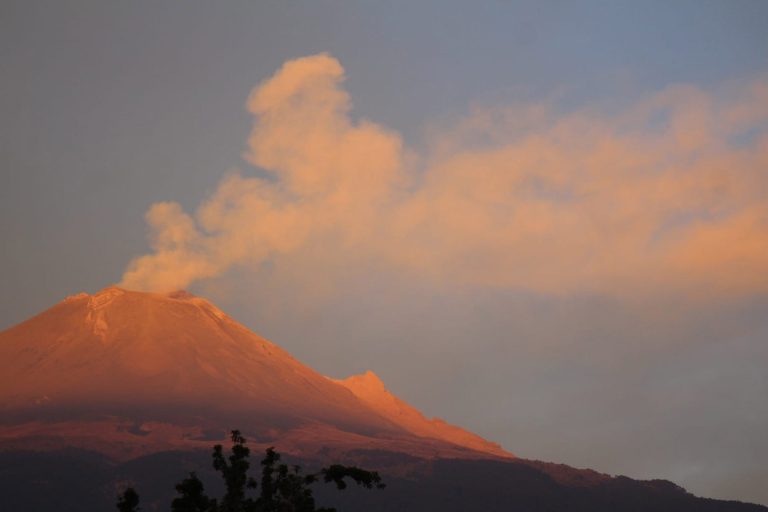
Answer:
[
  {"left": 0, "top": 285, "right": 512, "bottom": 461},
  {"left": 0, "top": 286, "right": 768, "bottom": 512},
  {"left": 1, "top": 286, "right": 766, "bottom": 511}
]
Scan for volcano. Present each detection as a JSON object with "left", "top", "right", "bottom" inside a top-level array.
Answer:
[
  {"left": 1, "top": 286, "right": 765, "bottom": 511},
  {"left": 0, "top": 285, "right": 507, "bottom": 460}
]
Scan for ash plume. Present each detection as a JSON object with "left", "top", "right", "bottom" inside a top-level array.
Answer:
[{"left": 121, "top": 54, "right": 768, "bottom": 297}]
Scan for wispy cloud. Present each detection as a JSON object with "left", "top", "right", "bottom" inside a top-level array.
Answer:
[{"left": 121, "top": 54, "right": 768, "bottom": 297}]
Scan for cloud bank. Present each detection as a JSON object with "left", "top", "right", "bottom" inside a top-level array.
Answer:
[{"left": 121, "top": 53, "right": 768, "bottom": 297}]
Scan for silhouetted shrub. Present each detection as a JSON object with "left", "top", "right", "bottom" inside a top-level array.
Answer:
[
  {"left": 116, "top": 487, "right": 140, "bottom": 512},
  {"left": 118, "top": 430, "right": 384, "bottom": 512}
]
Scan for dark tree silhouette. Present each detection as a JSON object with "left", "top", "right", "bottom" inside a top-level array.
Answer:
[
  {"left": 171, "top": 473, "right": 214, "bottom": 512},
  {"left": 116, "top": 487, "right": 140, "bottom": 512},
  {"left": 212, "top": 430, "right": 256, "bottom": 511},
  {"left": 119, "top": 429, "right": 384, "bottom": 512}
]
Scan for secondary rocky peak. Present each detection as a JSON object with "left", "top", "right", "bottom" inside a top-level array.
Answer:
[
  {"left": 338, "top": 370, "right": 387, "bottom": 392},
  {"left": 334, "top": 371, "right": 512, "bottom": 458}
]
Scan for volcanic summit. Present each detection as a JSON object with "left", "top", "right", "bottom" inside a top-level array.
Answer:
[{"left": 0, "top": 285, "right": 508, "bottom": 460}]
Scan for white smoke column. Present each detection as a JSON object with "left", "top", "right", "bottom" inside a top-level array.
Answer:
[
  {"left": 122, "top": 55, "right": 768, "bottom": 297},
  {"left": 121, "top": 53, "right": 405, "bottom": 292}
]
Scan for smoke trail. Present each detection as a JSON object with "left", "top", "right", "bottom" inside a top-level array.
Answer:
[{"left": 121, "top": 54, "right": 768, "bottom": 297}]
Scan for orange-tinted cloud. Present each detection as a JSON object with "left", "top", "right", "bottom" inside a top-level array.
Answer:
[{"left": 121, "top": 54, "right": 768, "bottom": 297}]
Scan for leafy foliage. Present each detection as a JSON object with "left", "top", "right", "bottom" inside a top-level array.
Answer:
[{"left": 117, "top": 430, "right": 384, "bottom": 512}]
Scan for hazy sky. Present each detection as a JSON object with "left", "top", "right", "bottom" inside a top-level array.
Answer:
[{"left": 2, "top": 0, "right": 767, "bottom": 504}]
